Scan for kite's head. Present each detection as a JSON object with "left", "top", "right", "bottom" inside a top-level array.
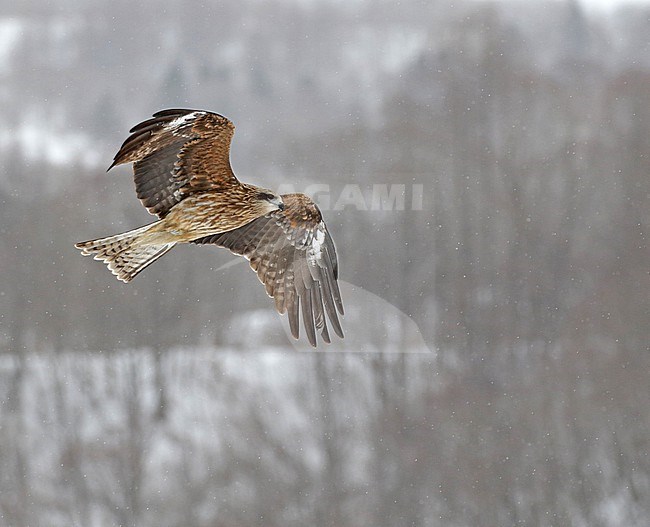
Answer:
[{"left": 256, "top": 190, "right": 285, "bottom": 213}]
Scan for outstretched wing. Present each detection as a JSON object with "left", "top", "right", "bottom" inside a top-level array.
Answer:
[
  {"left": 194, "top": 193, "right": 344, "bottom": 347},
  {"left": 109, "top": 109, "right": 239, "bottom": 218}
]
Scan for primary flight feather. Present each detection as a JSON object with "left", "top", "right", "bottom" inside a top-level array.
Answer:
[{"left": 75, "top": 109, "right": 343, "bottom": 347}]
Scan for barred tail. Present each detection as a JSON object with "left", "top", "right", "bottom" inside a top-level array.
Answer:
[{"left": 75, "top": 223, "right": 176, "bottom": 283}]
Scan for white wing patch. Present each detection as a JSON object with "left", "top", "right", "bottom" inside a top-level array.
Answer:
[
  {"left": 166, "top": 111, "right": 200, "bottom": 134},
  {"left": 309, "top": 222, "right": 327, "bottom": 261}
]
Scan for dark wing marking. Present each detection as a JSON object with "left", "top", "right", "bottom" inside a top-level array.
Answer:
[
  {"left": 109, "top": 109, "right": 239, "bottom": 218},
  {"left": 193, "top": 193, "right": 343, "bottom": 347}
]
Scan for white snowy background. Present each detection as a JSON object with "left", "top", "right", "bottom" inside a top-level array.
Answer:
[{"left": 0, "top": 0, "right": 648, "bottom": 525}]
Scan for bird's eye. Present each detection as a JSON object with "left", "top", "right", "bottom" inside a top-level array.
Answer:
[{"left": 259, "top": 192, "right": 275, "bottom": 201}]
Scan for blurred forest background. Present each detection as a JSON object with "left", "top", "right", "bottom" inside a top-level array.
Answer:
[{"left": 0, "top": 0, "right": 649, "bottom": 525}]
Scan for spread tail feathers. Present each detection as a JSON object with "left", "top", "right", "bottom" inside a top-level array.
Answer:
[{"left": 75, "top": 224, "right": 176, "bottom": 283}]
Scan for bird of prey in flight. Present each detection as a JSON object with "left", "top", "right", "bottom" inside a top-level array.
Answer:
[{"left": 75, "top": 109, "right": 343, "bottom": 346}]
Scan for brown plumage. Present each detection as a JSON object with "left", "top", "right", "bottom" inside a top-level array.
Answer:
[{"left": 75, "top": 109, "right": 343, "bottom": 346}]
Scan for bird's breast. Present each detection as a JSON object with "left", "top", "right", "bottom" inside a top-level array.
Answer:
[{"left": 159, "top": 191, "right": 262, "bottom": 241}]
